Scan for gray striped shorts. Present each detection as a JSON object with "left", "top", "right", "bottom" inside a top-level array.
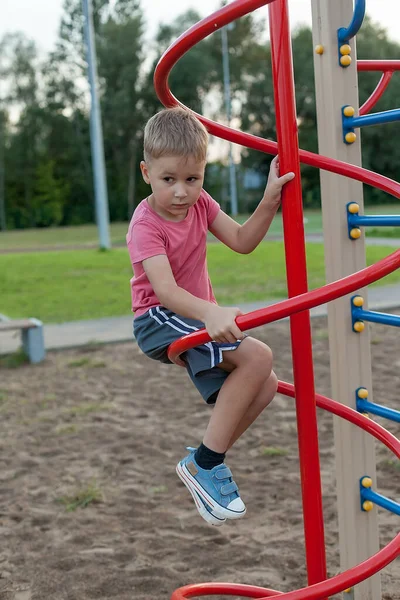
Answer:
[{"left": 133, "top": 306, "right": 242, "bottom": 404}]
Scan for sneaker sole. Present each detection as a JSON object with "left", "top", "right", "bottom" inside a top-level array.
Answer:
[
  {"left": 176, "top": 462, "right": 246, "bottom": 520},
  {"left": 176, "top": 464, "right": 226, "bottom": 526}
]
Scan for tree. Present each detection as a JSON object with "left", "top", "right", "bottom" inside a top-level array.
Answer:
[
  {"left": 357, "top": 16, "right": 400, "bottom": 204},
  {"left": 96, "top": 0, "right": 146, "bottom": 219},
  {"left": 238, "top": 17, "right": 400, "bottom": 208},
  {"left": 0, "top": 33, "right": 43, "bottom": 227},
  {"left": 32, "top": 160, "right": 69, "bottom": 227}
]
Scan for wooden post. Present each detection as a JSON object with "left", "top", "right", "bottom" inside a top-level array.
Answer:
[{"left": 311, "top": 2, "right": 380, "bottom": 599}]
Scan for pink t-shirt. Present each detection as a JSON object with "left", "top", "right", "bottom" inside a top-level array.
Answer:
[{"left": 126, "top": 189, "right": 220, "bottom": 317}]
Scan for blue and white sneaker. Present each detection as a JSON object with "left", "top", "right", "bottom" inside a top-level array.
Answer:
[
  {"left": 178, "top": 447, "right": 226, "bottom": 526},
  {"left": 185, "top": 486, "right": 227, "bottom": 527},
  {"left": 176, "top": 448, "right": 246, "bottom": 521}
]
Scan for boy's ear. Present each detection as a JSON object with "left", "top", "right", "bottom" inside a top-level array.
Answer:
[{"left": 140, "top": 161, "right": 150, "bottom": 184}]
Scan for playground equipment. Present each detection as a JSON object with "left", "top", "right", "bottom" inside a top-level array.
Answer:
[{"left": 154, "top": 0, "right": 400, "bottom": 598}]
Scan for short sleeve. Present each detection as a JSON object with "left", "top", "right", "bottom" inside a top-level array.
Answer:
[
  {"left": 127, "top": 219, "right": 167, "bottom": 265},
  {"left": 201, "top": 189, "right": 220, "bottom": 227}
]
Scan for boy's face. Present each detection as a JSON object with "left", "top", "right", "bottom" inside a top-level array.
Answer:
[{"left": 140, "top": 155, "right": 206, "bottom": 221}]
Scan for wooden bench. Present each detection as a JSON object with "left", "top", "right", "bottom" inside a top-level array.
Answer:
[{"left": 0, "top": 318, "right": 45, "bottom": 363}]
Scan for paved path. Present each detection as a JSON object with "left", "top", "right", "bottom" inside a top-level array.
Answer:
[{"left": 1, "top": 283, "right": 399, "bottom": 356}]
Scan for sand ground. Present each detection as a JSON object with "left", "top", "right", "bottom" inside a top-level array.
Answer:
[{"left": 0, "top": 314, "right": 399, "bottom": 600}]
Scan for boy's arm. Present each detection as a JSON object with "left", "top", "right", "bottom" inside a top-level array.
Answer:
[
  {"left": 210, "top": 156, "right": 294, "bottom": 254},
  {"left": 142, "top": 254, "right": 244, "bottom": 344}
]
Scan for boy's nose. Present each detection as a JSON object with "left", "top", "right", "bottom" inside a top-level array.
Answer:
[{"left": 174, "top": 186, "right": 187, "bottom": 198}]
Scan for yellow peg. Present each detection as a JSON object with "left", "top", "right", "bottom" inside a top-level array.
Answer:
[
  {"left": 353, "top": 296, "right": 364, "bottom": 307},
  {"left": 315, "top": 45, "right": 324, "bottom": 55},
  {"left": 348, "top": 202, "right": 360, "bottom": 214},
  {"left": 340, "top": 44, "right": 352, "bottom": 55},
  {"left": 353, "top": 321, "right": 365, "bottom": 333},
  {"left": 345, "top": 132, "right": 357, "bottom": 144},
  {"left": 363, "top": 500, "right": 374, "bottom": 512},
  {"left": 357, "top": 387, "right": 368, "bottom": 399},
  {"left": 361, "top": 476, "right": 373, "bottom": 488},
  {"left": 350, "top": 227, "right": 361, "bottom": 239},
  {"left": 343, "top": 106, "right": 355, "bottom": 117},
  {"left": 340, "top": 55, "right": 352, "bottom": 67}
]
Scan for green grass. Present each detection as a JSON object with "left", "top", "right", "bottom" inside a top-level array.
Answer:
[
  {"left": 208, "top": 242, "right": 400, "bottom": 305},
  {"left": 56, "top": 481, "right": 103, "bottom": 512},
  {"left": 0, "top": 204, "right": 398, "bottom": 251},
  {"left": 1, "top": 242, "right": 399, "bottom": 323},
  {"left": 0, "top": 222, "right": 130, "bottom": 251},
  {"left": 260, "top": 446, "right": 289, "bottom": 457},
  {"left": 0, "top": 348, "right": 29, "bottom": 368}
]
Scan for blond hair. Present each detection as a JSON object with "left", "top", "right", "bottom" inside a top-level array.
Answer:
[{"left": 143, "top": 107, "right": 208, "bottom": 163}]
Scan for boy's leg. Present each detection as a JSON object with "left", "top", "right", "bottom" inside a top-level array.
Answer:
[
  {"left": 202, "top": 337, "right": 273, "bottom": 454},
  {"left": 177, "top": 337, "right": 274, "bottom": 522},
  {"left": 226, "top": 370, "right": 278, "bottom": 450}
]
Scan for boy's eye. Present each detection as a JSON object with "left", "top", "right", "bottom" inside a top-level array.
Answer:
[
  {"left": 163, "top": 177, "right": 173, "bottom": 182},
  {"left": 187, "top": 177, "right": 197, "bottom": 182}
]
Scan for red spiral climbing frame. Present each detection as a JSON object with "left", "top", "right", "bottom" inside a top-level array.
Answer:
[{"left": 153, "top": 0, "right": 400, "bottom": 597}]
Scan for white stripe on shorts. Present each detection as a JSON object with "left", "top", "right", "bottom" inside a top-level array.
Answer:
[{"left": 152, "top": 307, "right": 217, "bottom": 369}]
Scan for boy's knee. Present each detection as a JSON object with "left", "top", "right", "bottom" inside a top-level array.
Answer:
[
  {"left": 248, "top": 339, "right": 273, "bottom": 373},
  {"left": 222, "top": 337, "right": 273, "bottom": 375}
]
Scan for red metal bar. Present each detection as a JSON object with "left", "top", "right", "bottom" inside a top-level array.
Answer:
[
  {"left": 359, "top": 71, "right": 394, "bottom": 115},
  {"left": 171, "top": 385, "right": 400, "bottom": 600},
  {"left": 154, "top": 29, "right": 400, "bottom": 200},
  {"left": 268, "top": 0, "right": 326, "bottom": 587},
  {"left": 154, "top": 0, "right": 271, "bottom": 107},
  {"left": 357, "top": 59, "right": 400, "bottom": 71},
  {"left": 168, "top": 247, "right": 400, "bottom": 363}
]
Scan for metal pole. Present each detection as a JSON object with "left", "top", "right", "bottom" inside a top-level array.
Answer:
[
  {"left": 269, "top": 0, "right": 327, "bottom": 587},
  {"left": 82, "top": 0, "right": 111, "bottom": 249},
  {"left": 0, "top": 114, "right": 5, "bottom": 231},
  {"left": 221, "top": 25, "right": 238, "bottom": 216}
]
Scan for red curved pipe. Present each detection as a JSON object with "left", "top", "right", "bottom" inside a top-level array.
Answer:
[
  {"left": 153, "top": 0, "right": 400, "bottom": 597},
  {"left": 154, "top": 2, "right": 400, "bottom": 201},
  {"left": 171, "top": 385, "right": 400, "bottom": 600},
  {"left": 356, "top": 60, "right": 400, "bottom": 115},
  {"left": 358, "top": 60, "right": 400, "bottom": 71},
  {"left": 359, "top": 71, "right": 394, "bottom": 115},
  {"left": 168, "top": 248, "right": 400, "bottom": 363}
]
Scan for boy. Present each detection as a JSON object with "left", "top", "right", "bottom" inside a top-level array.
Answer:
[{"left": 127, "top": 107, "right": 294, "bottom": 526}]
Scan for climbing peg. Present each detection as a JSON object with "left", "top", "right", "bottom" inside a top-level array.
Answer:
[
  {"left": 357, "top": 387, "right": 368, "bottom": 399},
  {"left": 315, "top": 45, "right": 324, "bottom": 55}
]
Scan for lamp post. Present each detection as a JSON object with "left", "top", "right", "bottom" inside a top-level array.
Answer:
[
  {"left": 221, "top": 24, "right": 238, "bottom": 216},
  {"left": 0, "top": 113, "right": 5, "bottom": 231},
  {"left": 82, "top": 0, "right": 111, "bottom": 249}
]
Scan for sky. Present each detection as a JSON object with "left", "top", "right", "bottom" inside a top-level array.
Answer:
[{"left": 1, "top": 0, "right": 400, "bottom": 55}]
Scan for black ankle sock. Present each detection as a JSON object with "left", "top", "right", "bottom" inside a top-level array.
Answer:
[{"left": 195, "top": 443, "right": 226, "bottom": 470}]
